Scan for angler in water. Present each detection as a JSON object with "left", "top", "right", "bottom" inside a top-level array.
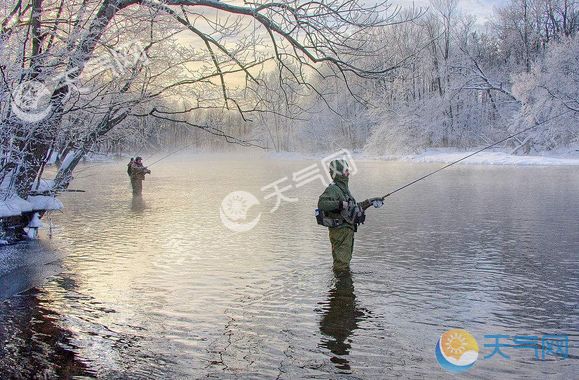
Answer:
[
  {"left": 129, "top": 156, "right": 151, "bottom": 196},
  {"left": 317, "top": 159, "right": 383, "bottom": 273},
  {"left": 313, "top": 118, "right": 568, "bottom": 273}
]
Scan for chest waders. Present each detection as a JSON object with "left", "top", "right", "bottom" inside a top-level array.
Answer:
[{"left": 316, "top": 182, "right": 363, "bottom": 272}]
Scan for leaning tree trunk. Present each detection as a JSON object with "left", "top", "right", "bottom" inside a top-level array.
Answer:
[
  {"left": 11, "top": 89, "right": 68, "bottom": 198},
  {"left": 9, "top": 0, "right": 128, "bottom": 197},
  {"left": 54, "top": 109, "right": 129, "bottom": 190}
]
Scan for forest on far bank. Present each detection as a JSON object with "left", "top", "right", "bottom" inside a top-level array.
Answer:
[{"left": 95, "top": 0, "right": 579, "bottom": 156}]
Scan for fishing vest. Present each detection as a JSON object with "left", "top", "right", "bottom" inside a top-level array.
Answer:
[{"left": 315, "top": 182, "right": 365, "bottom": 229}]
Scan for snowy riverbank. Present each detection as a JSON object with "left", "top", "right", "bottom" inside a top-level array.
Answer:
[
  {"left": 372, "top": 148, "right": 579, "bottom": 166},
  {"left": 265, "top": 147, "right": 579, "bottom": 166},
  {"left": 0, "top": 180, "right": 64, "bottom": 219},
  {"left": 50, "top": 147, "right": 579, "bottom": 168}
]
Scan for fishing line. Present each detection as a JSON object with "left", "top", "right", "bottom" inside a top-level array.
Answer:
[
  {"left": 381, "top": 111, "right": 572, "bottom": 200},
  {"left": 146, "top": 142, "right": 198, "bottom": 168}
]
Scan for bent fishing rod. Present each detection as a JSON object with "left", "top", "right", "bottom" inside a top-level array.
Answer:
[{"left": 379, "top": 111, "right": 571, "bottom": 200}]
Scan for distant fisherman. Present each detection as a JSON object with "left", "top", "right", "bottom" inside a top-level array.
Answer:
[
  {"left": 316, "top": 159, "right": 383, "bottom": 273},
  {"left": 130, "top": 156, "right": 151, "bottom": 196}
]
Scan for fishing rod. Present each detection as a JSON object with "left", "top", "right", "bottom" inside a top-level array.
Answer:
[
  {"left": 72, "top": 144, "right": 189, "bottom": 179},
  {"left": 145, "top": 136, "right": 267, "bottom": 168},
  {"left": 380, "top": 111, "right": 572, "bottom": 200},
  {"left": 145, "top": 142, "right": 198, "bottom": 168}
]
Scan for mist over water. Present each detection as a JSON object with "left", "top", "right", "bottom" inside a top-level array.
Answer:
[{"left": 1, "top": 155, "right": 578, "bottom": 378}]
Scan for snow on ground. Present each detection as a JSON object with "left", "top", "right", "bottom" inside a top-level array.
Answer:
[
  {"left": 266, "top": 147, "right": 579, "bottom": 166},
  {"left": 388, "top": 148, "right": 579, "bottom": 166},
  {"left": 0, "top": 194, "right": 63, "bottom": 218},
  {"left": 35, "top": 179, "right": 56, "bottom": 192},
  {"left": 0, "top": 196, "right": 34, "bottom": 218},
  {"left": 27, "top": 196, "right": 63, "bottom": 212},
  {"left": 45, "top": 146, "right": 579, "bottom": 167}
]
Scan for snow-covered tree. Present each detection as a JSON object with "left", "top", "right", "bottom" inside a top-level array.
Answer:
[
  {"left": 512, "top": 34, "right": 579, "bottom": 152},
  {"left": 1, "top": 0, "right": 412, "bottom": 201}
]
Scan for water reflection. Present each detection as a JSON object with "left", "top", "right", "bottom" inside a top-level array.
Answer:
[
  {"left": 0, "top": 288, "right": 90, "bottom": 378},
  {"left": 0, "top": 241, "right": 63, "bottom": 300},
  {"left": 318, "top": 272, "right": 368, "bottom": 373}
]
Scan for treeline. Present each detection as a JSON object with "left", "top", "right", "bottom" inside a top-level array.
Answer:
[
  {"left": 121, "top": 0, "right": 578, "bottom": 155},
  {"left": 284, "top": 0, "right": 579, "bottom": 154}
]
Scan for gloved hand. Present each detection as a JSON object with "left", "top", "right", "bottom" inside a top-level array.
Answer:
[
  {"left": 368, "top": 197, "right": 384, "bottom": 208},
  {"left": 360, "top": 197, "right": 384, "bottom": 210},
  {"left": 146, "top": 168, "right": 151, "bottom": 174}
]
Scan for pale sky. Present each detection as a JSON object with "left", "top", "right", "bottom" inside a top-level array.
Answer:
[{"left": 391, "top": 0, "right": 509, "bottom": 23}]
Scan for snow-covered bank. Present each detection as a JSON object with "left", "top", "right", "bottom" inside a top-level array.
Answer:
[
  {"left": 77, "top": 147, "right": 579, "bottom": 167},
  {"left": 0, "top": 195, "right": 63, "bottom": 218},
  {"left": 376, "top": 148, "right": 579, "bottom": 166},
  {"left": 1, "top": 178, "right": 64, "bottom": 218},
  {"left": 0, "top": 240, "right": 64, "bottom": 299},
  {"left": 265, "top": 148, "right": 579, "bottom": 166},
  {"left": 0, "top": 196, "right": 33, "bottom": 218}
]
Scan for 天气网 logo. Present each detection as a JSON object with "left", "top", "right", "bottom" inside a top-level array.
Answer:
[
  {"left": 435, "top": 329, "right": 479, "bottom": 373},
  {"left": 219, "top": 191, "right": 261, "bottom": 232}
]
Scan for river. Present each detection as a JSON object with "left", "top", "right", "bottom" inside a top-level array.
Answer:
[{"left": 1, "top": 155, "right": 577, "bottom": 378}]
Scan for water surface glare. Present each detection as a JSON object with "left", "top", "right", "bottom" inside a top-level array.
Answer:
[{"left": 1, "top": 156, "right": 578, "bottom": 379}]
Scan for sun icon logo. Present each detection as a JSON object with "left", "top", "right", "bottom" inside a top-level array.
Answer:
[
  {"left": 11, "top": 80, "right": 53, "bottom": 123},
  {"left": 223, "top": 193, "right": 252, "bottom": 221},
  {"left": 219, "top": 191, "right": 261, "bottom": 232},
  {"left": 445, "top": 332, "right": 468, "bottom": 355},
  {"left": 435, "top": 329, "right": 479, "bottom": 373}
]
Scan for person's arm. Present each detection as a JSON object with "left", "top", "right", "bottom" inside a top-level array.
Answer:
[
  {"left": 358, "top": 199, "right": 371, "bottom": 210},
  {"left": 131, "top": 165, "right": 148, "bottom": 175},
  {"left": 318, "top": 186, "right": 345, "bottom": 212}
]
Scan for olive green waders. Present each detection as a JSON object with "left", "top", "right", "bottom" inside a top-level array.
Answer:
[{"left": 329, "top": 227, "right": 355, "bottom": 272}]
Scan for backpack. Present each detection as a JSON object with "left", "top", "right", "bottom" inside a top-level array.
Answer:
[{"left": 127, "top": 161, "right": 133, "bottom": 176}]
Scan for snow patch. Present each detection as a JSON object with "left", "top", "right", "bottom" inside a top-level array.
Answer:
[
  {"left": 27, "top": 196, "right": 63, "bottom": 211},
  {"left": 0, "top": 196, "right": 34, "bottom": 218},
  {"left": 262, "top": 148, "right": 579, "bottom": 166},
  {"left": 0, "top": 194, "right": 63, "bottom": 218},
  {"left": 395, "top": 149, "right": 579, "bottom": 166},
  {"left": 60, "top": 151, "right": 77, "bottom": 171},
  {"left": 34, "top": 179, "right": 57, "bottom": 192}
]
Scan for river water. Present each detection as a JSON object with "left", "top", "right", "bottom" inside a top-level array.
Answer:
[{"left": 0, "top": 155, "right": 578, "bottom": 379}]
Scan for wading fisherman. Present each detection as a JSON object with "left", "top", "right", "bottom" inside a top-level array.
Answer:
[
  {"left": 130, "top": 156, "right": 151, "bottom": 196},
  {"left": 317, "top": 159, "right": 383, "bottom": 273}
]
